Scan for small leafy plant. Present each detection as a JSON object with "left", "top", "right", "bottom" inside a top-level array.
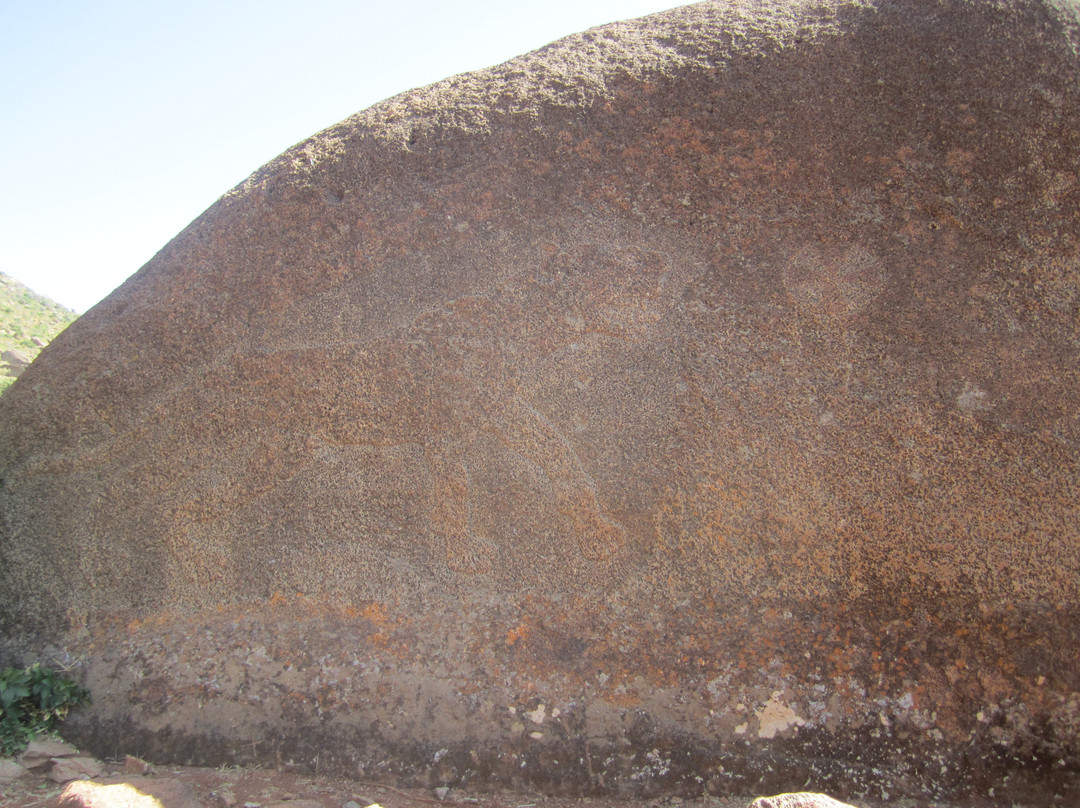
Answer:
[{"left": 0, "top": 663, "right": 90, "bottom": 755}]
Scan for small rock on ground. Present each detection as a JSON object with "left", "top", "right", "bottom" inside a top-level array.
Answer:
[
  {"left": 125, "top": 756, "right": 154, "bottom": 776},
  {"left": 20, "top": 738, "right": 82, "bottom": 769},
  {"left": 49, "top": 756, "right": 106, "bottom": 783},
  {"left": 0, "top": 758, "right": 29, "bottom": 782}
]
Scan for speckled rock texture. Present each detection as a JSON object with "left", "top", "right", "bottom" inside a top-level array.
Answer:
[{"left": 1, "top": 0, "right": 1079, "bottom": 803}]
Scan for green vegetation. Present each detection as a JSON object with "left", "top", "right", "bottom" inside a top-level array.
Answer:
[
  {"left": 0, "top": 272, "right": 79, "bottom": 395},
  {"left": 0, "top": 663, "right": 90, "bottom": 755}
]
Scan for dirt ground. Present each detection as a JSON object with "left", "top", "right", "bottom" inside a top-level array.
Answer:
[
  {"left": 0, "top": 757, "right": 982, "bottom": 808},
  {"left": 0, "top": 761, "right": 767, "bottom": 808}
]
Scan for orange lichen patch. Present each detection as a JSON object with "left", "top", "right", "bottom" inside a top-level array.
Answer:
[
  {"left": 506, "top": 622, "right": 531, "bottom": 647},
  {"left": 360, "top": 601, "right": 392, "bottom": 626},
  {"left": 945, "top": 148, "right": 976, "bottom": 173},
  {"left": 657, "top": 117, "right": 712, "bottom": 157},
  {"left": 605, "top": 690, "right": 644, "bottom": 709},
  {"left": 571, "top": 136, "right": 603, "bottom": 162}
]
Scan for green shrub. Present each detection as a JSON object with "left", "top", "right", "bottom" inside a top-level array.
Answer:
[{"left": 0, "top": 663, "right": 90, "bottom": 755}]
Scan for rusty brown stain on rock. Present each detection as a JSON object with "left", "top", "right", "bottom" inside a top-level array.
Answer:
[{"left": 2, "top": 0, "right": 1080, "bottom": 803}]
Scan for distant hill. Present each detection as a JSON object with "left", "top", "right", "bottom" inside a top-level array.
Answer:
[{"left": 0, "top": 273, "right": 79, "bottom": 394}]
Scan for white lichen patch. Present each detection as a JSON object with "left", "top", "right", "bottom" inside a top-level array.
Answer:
[
  {"left": 525, "top": 703, "right": 547, "bottom": 724},
  {"left": 756, "top": 691, "right": 805, "bottom": 738},
  {"left": 956, "top": 382, "right": 992, "bottom": 413},
  {"left": 630, "top": 749, "right": 672, "bottom": 780}
]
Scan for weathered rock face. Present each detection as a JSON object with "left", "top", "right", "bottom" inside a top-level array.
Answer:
[{"left": 2, "top": 0, "right": 1079, "bottom": 802}]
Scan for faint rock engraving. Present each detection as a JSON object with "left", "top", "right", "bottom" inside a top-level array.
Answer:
[
  {"left": 159, "top": 242, "right": 681, "bottom": 582},
  {"left": 782, "top": 244, "right": 886, "bottom": 325}
]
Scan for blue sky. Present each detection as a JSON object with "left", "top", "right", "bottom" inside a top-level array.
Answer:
[{"left": 1, "top": 0, "right": 681, "bottom": 313}]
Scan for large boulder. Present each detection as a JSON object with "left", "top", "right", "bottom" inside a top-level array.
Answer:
[
  {"left": 2, "top": 349, "right": 32, "bottom": 378},
  {"left": 2, "top": 0, "right": 1079, "bottom": 802}
]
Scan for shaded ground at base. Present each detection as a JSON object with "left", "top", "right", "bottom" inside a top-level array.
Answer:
[{"left": 0, "top": 758, "right": 1005, "bottom": 808}]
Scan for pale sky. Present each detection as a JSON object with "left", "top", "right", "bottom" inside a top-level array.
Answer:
[{"left": 1, "top": 0, "right": 682, "bottom": 313}]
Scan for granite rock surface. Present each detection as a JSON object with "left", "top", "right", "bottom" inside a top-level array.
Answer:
[{"left": 1, "top": 0, "right": 1079, "bottom": 802}]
